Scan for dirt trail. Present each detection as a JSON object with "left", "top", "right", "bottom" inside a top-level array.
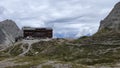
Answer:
[
  {"left": 0, "top": 39, "right": 52, "bottom": 68},
  {"left": 18, "top": 39, "right": 51, "bottom": 56},
  {"left": 18, "top": 40, "right": 40, "bottom": 56},
  {"left": 18, "top": 43, "right": 28, "bottom": 56}
]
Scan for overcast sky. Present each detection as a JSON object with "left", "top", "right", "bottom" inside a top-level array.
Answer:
[{"left": 0, "top": 0, "right": 119, "bottom": 38}]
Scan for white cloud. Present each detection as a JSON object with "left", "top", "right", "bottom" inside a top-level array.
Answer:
[{"left": 0, "top": 0, "right": 119, "bottom": 38}]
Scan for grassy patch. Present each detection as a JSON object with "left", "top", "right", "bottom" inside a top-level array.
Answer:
[
  {"left": 14, "top": 56, "right": 47, "bottom": 66},
  {"left": 5, "top": 64, "right": 33, "bottom": 68},
  {"left": 9, "top": 43, "right": 23, "bottom": 56},
  {"left": 6, "top": 42, "right": 120, "bottom": 66},
  {"left": 2, "top": 39, "right": 120, "bottom": 66},
  {"left": 23, "top": 44, "right": 29, "bottom": 49},
  {"left": 73, "top": 36, "right": 90, "bottom": 44},
  {"left": 0, "top": 57, "right": 7, "bottom": 61},
  {"left": 42, "top": 65, "right": 53, "bottom": 68},
  {"left": 72, "top": 64, "right": 88, "bottom": 68},
  {"left": 42, "top": 44, "right": 120, "bottom": 65}
]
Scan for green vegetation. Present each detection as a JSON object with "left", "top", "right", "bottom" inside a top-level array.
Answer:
[
  {"left": 2, "top": 43, "right": 29, "bottom": 56},
  {"left": 0, "top": 56, "right": 8, "bottom": 61},
  {"left": 73, "top": 36, "right": 90, "bottom": 44},
  {"left": 73, "top": 29, "right": 120, "bottom": 45},
  {"left": 5, "top": 64, "right": 32, "bottom": 68},
  {"left": 0, "top": 49, "right": 11, "bottom": 61},
  {"left": 9, "top": 45, "right": 22, "bottom": 56},
  {"left": 5, "top": 56, "right": 48, "bottom": 68},
  {"left": 42, "top": 65, "right": 53, "bottom": 68},
  {"left": 47, "top": 44, "right": 120, "bottom": 65},
  {"left": 27, "top": 41, "right": 120, "bottom": 65},
  {"left": 23, "top": 43, "right": 29, "bottom": 49},
  {"left": 72, "top": 64, "right": 88, "bottom": 68},
  {"left": 14, "top": 56, "right": 47, "bottom": 65},
  {"left": 1, "top": 38, "right": 120, "bottom": 67}
]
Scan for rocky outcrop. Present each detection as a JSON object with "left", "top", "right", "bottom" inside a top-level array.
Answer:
[
  {"left": 99, "top": 2, "right": 120, "bottom": 32},
  {"left": 75, "top": 2, "right": 120, "bottom": 45},
  {"left": 0, "top": 19, "right": 22, "bottom": 49},
  {"left": 95, "top": 2, "right": 120, "bottom": 44}
]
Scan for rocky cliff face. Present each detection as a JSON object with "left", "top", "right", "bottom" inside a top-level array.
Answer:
[
  {"left": 99, "top": 2, "right": 120, "bottom": 32},
  {"left": 75, "top": 2, "right": 120, "bottom": 45},
  {"left": 0, "top": 19, "right": 22, "bottom": 49}
]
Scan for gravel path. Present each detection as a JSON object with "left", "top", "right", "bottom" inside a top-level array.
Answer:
[{"left": 18, "top": 40, "right": 40, "bottom": 56}]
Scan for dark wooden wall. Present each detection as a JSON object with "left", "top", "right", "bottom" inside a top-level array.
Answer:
[{"left": 23, "top": 28, "right": 53, "bottom": 38}]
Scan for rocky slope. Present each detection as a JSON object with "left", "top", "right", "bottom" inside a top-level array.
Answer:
[
  {"left": 0, "top": 19, "right": 22, "bottom": 50},
  {"left": 1, "top": 39, "right": 120, "bottom": 68},
  {"left": 99, "top": 2, "right": 120, "bottom": 31},
  {"left": 94, "top": 2, "right": 120, "bottom": 44},
  {"left": 74, "top": 2, "right": 120, "bottom": 45}
]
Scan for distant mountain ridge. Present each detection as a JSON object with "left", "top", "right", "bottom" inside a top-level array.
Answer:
[{"left": 0, "top": 19, "right": 22, "bottom": 49}]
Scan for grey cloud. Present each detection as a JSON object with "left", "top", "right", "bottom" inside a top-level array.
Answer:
[
  {"left": 0, "top": 6, "right": 5, "bottom": 15},
  {"left": 46, "top": 15, "right": 84, "bottom": 23},
  {"left": 0, "top": 0, "right": 120, "bottom": 38}
]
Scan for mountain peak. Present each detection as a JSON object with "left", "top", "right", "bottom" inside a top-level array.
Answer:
[
  {"left": 0, "top": 19, "right": 22, "bottom": 49},
  {"left": 115, "top": 2, "right": 120, "bottom": 7},
  {"left": 1, "top": 19, "right": 15, "bottom": 24},
  {"left": 99, "top": 2, "right": 120, "bottom": 32}
]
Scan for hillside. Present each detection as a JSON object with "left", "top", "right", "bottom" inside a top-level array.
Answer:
[
  {"left": 1, "top": 39, "right": 120, "bottom": 68},
  {"left": 74, "top": 2, "right": 120, "bottom": 45}
]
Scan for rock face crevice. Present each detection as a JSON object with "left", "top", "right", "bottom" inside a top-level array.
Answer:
[
  {"left": 99, "top": 2, "right": 120, "bottom": 32},
  {"left": 0, "top": 19, "right": 22, "bottom": 49},
  {"left": 0, "top": 29, "right": 6, "bottom": 44}
]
